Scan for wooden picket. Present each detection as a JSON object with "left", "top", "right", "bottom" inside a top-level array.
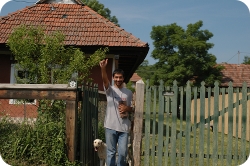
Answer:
[{"left": 142, "top": 80, "right": 250, "bottom": 166}]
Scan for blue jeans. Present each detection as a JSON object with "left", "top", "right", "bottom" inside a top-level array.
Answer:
[{"left": 105, "top": 128, "right": 128, "bottom": 166}]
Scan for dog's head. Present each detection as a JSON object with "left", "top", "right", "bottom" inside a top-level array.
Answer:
[{"left": 93, "top": 139, "right": 103, "bottom": 151}]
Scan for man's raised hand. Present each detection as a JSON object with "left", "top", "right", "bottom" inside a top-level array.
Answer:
[{"left": 99, "top": 59, "right": 108, "bottom": 68}]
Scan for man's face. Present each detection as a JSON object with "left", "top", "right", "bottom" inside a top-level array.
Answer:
[{"left": 113, "top": 73, "right": 124, "bottom": 88}]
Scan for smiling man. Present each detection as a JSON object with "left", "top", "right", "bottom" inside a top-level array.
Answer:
[{"left": 99, "top": 59, "right": 134, "bottom": 166}]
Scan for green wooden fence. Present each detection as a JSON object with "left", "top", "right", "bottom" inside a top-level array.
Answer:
[{"left": 142, "top": 80, "right": 250, "bottom": 166}]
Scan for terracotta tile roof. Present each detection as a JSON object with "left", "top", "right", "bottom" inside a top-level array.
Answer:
[
  {"left": 0, "top": 4, "right": 148, "bottom": 48},
  {"left": 130, "top": 73, "right": 142, "bottom": 82},
  {"left": 220, "top": 63, "right": 250, "bottom": 87}
]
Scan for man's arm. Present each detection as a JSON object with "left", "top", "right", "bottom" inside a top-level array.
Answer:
[{"left": 99, "top": 59, "right": 109, "bottom": 90}]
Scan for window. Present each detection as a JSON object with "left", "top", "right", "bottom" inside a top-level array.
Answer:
[{"left": 9, "top": 64, "right": 36, "bottom": 104}]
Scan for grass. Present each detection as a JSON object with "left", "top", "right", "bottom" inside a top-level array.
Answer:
[{"left": 0, "top": 112, "right": 81, "bottom": 166}]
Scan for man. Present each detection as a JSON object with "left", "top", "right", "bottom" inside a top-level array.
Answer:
[{"left": 99, "top": 59, "right": 134, "bottom": 166}]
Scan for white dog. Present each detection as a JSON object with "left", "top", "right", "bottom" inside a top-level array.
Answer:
[
  {"left": 93, "top": 138, "right": 132, "bottom": 166},
  {"left": 93, "top": 139, "right": 107, "bottom": 166}
]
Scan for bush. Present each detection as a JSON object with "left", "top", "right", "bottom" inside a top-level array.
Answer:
[
  {"left": 0, "top": 101, "right": 81, "bottom": 166},
  {"left": 98, "top": 122, "right": 105, "bottom": 142}
]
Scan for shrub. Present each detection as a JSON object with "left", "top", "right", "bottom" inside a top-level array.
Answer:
[
  {"left": 0, "top": 101, "right": 80, "bottom": 166},
  {"left": 98, "top": 122, "right": 105, "bottom": 142}
]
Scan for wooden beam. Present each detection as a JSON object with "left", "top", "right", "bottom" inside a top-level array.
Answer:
[
  {"left": 133, "top": 80, "right": 145, "bottom": 166},
  {"left": 66, "top": 100, "right": 77, "bottom": 162},
  {"left": 0, "top": 90, "right": 76, "bottom": 100},
  {"left": 0, "top": 84, "right": 77, "bottom": 100},
  {"left": 0, "top": 84, "right": 74, "bottom": 90}
]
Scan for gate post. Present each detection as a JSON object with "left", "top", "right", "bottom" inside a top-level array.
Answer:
[
  {"left": 66, "top": 100, "right": 78, "bottom": 161},
  {"left": 133, "top": 80, "right": 145, "bottom": 166}
]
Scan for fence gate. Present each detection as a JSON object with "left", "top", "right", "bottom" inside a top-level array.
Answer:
[
  {"left": 143, "top": 80, "right": 250, "bottom": 166},
  {"left": 79, "top": 83, "right": 99, "bottom": 166}
]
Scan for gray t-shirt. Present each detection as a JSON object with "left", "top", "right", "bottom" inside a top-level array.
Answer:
[{"left": 104, "top": 84, "right": 133, "bottom": 133}]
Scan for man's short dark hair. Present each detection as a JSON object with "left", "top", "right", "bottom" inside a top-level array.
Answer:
[{"left": 112, "top": 69, "right": 124, "bottom": 77}]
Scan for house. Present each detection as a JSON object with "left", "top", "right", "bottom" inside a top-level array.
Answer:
[
  {"left": 0, "top": 0, "right": 149, "bottom": 118},
  {"left": 0, "top": 0, "right": 149, "bottom": 91},
  {"left": 130, "top": 73, "right": 142, "bottom": 88},
  {"left": 220, "top": 63, "right": 250, "bottom": 87}
]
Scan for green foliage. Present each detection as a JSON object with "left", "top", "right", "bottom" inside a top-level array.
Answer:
[
  {"left": 3, "top": 25, "right": 109, "bottom": 165},
  {"left": 0, "top": 110, "right": 80, "bottom": 166},
  {"left": 7, "top": 25, "right": 108, "bottom": 84},
  {"left": 243, "top": 56, "right": 250, "bottom": 64},
  {"left": 81, "top": 0, "right": 119, "bottom": 26},
  {"left": 98, "top": 122, "right": 105, "bottom": 142},
  {"left": 150, "top": 20, "right": 223, "bottom": 86},
  {"left": 126, "top": 81, "right": 135, "bottom": 93},
  {"left": 136, "top": 60, "right": 156, "bottom": 85}
]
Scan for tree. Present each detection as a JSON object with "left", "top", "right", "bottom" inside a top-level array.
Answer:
[
  {"left": 82, "top": 0, "right": 119, "bottom": 26},
  {"left": 243, "top": 56, "right": 250, "bottom": 64},
  {"left": 135, "top": 60, "right": 156, "bottom": 84},
  {"left": 5, "top": 24, "right": 108, "bottom": 165},
  {"left": 150, "top": 20, "right": 223, "bottom": 86},
  {"left": 126, "top": 81, "right": 135, "bottom": 93},
  {"left": 7, "top": 25, "right": 107, "bottom": 84}
]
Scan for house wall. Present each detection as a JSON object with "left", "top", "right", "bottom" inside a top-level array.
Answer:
[
  {"left": 0, "top": 99, "right": 38, "bottom": 118},
  {"left": 0, "top": 55, "right": 37, "bottom": 119},
  {"left": 90, "top": 58, "right": 113, "bottom": 91},
  {"left": 0, "top": 55, "right": 11, "bottom": 83}
]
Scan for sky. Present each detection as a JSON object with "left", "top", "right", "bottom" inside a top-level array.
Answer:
[
  {"left": 0, "top": 2, "right": 250, "bottom": 166},
  {"left": 0, "top": 0, "right": 250, "bottom": 66}
]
